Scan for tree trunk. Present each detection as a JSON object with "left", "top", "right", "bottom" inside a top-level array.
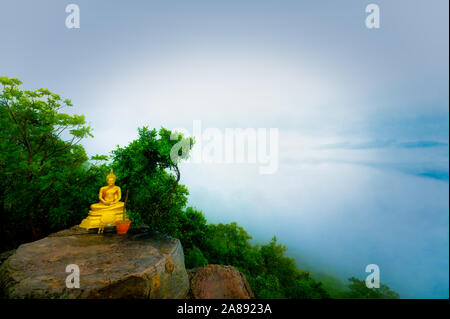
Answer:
[{"left": 27, "top": 216, "right": 38, "bottom": 241}]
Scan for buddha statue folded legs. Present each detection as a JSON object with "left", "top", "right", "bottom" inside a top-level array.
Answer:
[{"left": 79, "top": 169, "right": 125, "bottom": 230}]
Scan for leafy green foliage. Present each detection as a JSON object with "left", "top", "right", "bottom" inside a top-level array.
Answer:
[
  {"left": 202, "top": 223, "right": 257, "bottom": 269},
  {"left": 160, "top": 208, "right": 400, "bottom": 299},
  {"left": 177, "top": 217, "right": 329, "bottom": 298},
  {"left": 312, "top": 272, "right": 349, "bottom": 298},
  {"left": 251, "top": 274, "right": 284, "bottom": 299},
  {"left": 0, "top": 77, "right": 100, "bottom": 248},
  {"left": 111, "top": 126, "right": 194, "bottom": 231},
  {"left": 185, "top": 247, "right": 209, "bottom": 268},
  {"left": 340, "top": 277, "right": 400, "bottom": 299}
]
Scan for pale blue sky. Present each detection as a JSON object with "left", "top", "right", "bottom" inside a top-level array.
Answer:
[{"left": 0, "top": 0, "right": 448, "bottom": 298}]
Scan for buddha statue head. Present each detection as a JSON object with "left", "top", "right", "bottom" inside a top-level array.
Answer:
[{"left": 106, "top": 169, "right": 116, "bottom": 186}]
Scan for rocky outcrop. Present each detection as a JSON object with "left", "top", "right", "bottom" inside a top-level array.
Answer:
[
  {"left": 0, "top": 226, "right": 189, "bottom": 299},
  {"left": 0, "top": 250, "right": 15, "bottom": 267},
  {"left": 187, "top": 264, "right": 254, "bottom": 299}
]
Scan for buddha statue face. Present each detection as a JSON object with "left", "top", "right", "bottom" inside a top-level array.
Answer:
[
  {"left": 107, "top": 176, "right": 115, "bottom": 186},
  {"left": 106, "top": 169, "right": 116, "bottom": 186}
]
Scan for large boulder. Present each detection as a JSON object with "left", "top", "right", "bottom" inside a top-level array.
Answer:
[
  {"left": 187, "top": 264, "right": 254, "bottom": 299},
  {"left": 0, "top": 226, "right": 189, "bottom": 299}
]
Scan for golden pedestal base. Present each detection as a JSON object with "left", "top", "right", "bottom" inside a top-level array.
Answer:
[{"left": 79, "top": 203, "right": 125, "bottom": 231}]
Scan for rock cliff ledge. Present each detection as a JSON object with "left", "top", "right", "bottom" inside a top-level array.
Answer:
[{"left": 0, "top": 226, "right": 189, "bottom": 298}]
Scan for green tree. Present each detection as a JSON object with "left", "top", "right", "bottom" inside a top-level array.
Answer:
[
  {"left": 178, "top": 207, "right": 208, "bottom": 250},
  {"left": 311, "top": 272, "right": 348, "bottom": 298},
  {"left": 203, "top": 222, "right": 257, "bottom": 269},
  {"left": 199, "top": 224, "right": 328, "bottom": 299},
  {"left": 111, "top": 126, "right": 194, "bottom": 232},
  {"left": 258, "top": 237, "right": 329, "bottom": 299},
  {"left": 250, "top": 274, "right": 284, "bottom": 299},
  {"left": 184, "top": 247, "right": 209, "bottom": 268},
  {"left": 342, "top": 277, "right": 400, "bottom": 299},
  {"left": 0, "top": 76, "right": 95, "bottom": 245}
]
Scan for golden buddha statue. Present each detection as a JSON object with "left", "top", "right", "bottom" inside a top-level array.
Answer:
[{"left": 79, "top": 169, "right": 125, "bottom": 232}]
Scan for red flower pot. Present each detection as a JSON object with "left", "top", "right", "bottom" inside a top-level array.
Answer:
[{"left": 116, "top": 220, "right": 131, "bottom": 235}]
